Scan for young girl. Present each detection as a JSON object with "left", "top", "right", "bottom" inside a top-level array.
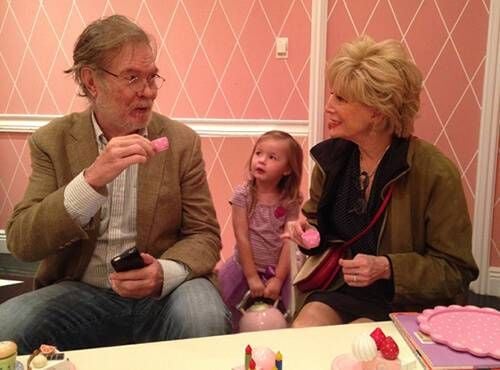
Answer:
[{"left": 218, "top": 130, "right": 303, "bottom": 331}]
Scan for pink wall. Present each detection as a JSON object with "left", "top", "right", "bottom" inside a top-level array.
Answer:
[
  {"left": 0, "top": 0, "right": 312, "bottom": 262},
  {"left": 1, "top": 0, "right": 498, "bottom": 266},
  {"left": 0, "top": 0, "right": 311, "bottom": 118}
]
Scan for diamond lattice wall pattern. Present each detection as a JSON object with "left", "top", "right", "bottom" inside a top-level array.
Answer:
[{"left": 0, "top": 0, "right": 497, "bottom": 266}]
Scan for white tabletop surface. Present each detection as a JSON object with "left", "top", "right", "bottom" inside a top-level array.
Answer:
[{"left": 18, "top": 321, "right": 422, "bottom": 370}]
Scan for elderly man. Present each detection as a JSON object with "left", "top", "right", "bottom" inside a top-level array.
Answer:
[{"left": 0, "top": 15, "right": 230, "bottom": 354}]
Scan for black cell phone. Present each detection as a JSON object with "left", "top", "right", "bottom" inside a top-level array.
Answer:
[{"left": 111, "top": 247, "right": 146, "bottom": 272}]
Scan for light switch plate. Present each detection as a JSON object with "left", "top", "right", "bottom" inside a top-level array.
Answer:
[{"left": 276, "top": 37, "right": 288, "bottom": 59}]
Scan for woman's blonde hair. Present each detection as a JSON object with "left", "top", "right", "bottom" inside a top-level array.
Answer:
[
  {"left": 327, "top": 36, "right": 423, "bottom": 137},
  {"left": 64, "top": 15, "right": 155, "bottom": 99},
  {"left": 247, "top": 131, "right": 303, "bottom": 213}
]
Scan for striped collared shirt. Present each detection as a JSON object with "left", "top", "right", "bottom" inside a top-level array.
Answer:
[{"left": 63, "top": 113, "right": 187, "bottom": 295}]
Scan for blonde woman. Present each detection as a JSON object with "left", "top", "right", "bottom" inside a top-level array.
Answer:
[{"left": 284, "top": 36, "right": 478, "bottom": 327}]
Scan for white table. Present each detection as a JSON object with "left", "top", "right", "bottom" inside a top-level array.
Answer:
[{"left": 18, "top": 321, "right": 422, "bottom": 370}]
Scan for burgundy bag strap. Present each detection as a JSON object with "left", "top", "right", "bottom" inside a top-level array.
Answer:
[
  {"left": 299, "top": 183, "right": 396, "bottom": 291},
  {"left": 340, "top": 182, "right": 395, "bottom": 251}
]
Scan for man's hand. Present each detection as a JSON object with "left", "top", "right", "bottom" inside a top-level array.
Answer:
[
  {"left": 109, "top": 253, "right": 164, "bottom": 298},
  {"left": 84, "top": 134, "right": 156, "bottom": 189},
  {"left": 339, "top": 253, "right": 391, "bottom": 287}
]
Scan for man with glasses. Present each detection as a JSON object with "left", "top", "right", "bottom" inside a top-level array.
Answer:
[{"left": 0, "top": 15, "right": 231, "bottom": 354}]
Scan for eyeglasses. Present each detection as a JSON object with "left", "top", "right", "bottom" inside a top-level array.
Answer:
[{"left": 98, "top": 67, "right": 165, "bottom": 92}]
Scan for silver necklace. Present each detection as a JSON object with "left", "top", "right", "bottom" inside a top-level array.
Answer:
[
  {"left": 360, "top": 144, "right": 390, "bottom": 184},
  {"left": 355, "top": 145, "right": 390, "bottom": 214}
]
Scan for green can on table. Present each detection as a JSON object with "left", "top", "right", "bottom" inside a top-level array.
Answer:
[{"left": 0, "top": 341, "right": 16, "bottom": 370}]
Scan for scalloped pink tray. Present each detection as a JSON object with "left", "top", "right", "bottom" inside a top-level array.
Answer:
[{"left": 417, "top": 305, "right": 500, "bottom": 359}]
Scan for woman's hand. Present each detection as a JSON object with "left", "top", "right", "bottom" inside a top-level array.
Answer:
[
  {"left": 247, "top": 275, "right": 266, "bottom": 297},
  {"left": 339, "top": 254, "right": 391, "bottom": 287},
  {"left": 263, "top": 277, "right": 283, "bottom": 300}
]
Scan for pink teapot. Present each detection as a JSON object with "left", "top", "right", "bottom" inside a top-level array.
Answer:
[{"left": 237, "top": 290, "right": 288, "bottom": 332}]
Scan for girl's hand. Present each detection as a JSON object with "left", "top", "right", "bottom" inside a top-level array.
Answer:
[
  {"left": 281, "top": 218, "right": 310, "bottom": 245},
  {"left": 263, "top": 277, "right": 283, "bottom": 300},
  {"left": 247, "top": 275, "right": 265, "bottom": 297},
  {"left": 339, "top": 254, "right": 391, "bottom": 287}
]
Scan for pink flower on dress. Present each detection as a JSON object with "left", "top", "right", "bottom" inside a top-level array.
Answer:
[{"left": 274, "top": 206, "right": 286, "bottom": 219}]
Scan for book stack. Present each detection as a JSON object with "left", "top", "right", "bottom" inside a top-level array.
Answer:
[{"left": 390, "top": 312, "right": 500, "bottom": 370}]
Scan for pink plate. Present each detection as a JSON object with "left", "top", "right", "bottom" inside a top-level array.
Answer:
[{"left": 417, "top": 305, "right": 500, "bottom": 359}]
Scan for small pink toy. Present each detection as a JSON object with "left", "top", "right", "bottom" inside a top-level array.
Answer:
[
  {"left": 232, "top": 345, "right": 281, "bottom": 370},
  {"left": 331, "top": 353, "right": 362, "bottom": 370},
  {"left": 331, "top": 329, "right": 415, "bottom": 370},
  {"left": 151, "top": 137, "right": 169, "bottom": 152},
  {"left": 252, "top": 347, "right": 276, "bottom": 370},
  {"left": 332, "top": 351, "right": 403, "bottom": 370},
  {"left": 301, "top": 228, "right": 320, "bottom": 249}
]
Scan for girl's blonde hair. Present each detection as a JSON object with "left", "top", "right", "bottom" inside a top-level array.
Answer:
[
  {"left": 327, "top": 36, "right": 423, "bottom": 138},
  {"left": 247, "top": 131, "right": 303, "bottom": 212}
]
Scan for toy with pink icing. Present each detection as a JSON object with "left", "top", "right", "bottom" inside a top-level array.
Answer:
[
  {"left": 151, "top": 137, "right": 169, "bottom": 152},
  {"left": 232, "top": 345, "right": 282, "bottom": 370},
  {"left": 301, "top": 228, "right": 320, "bottom": 249},
  {"left": 331, "top": 327, "right": 416, "bottom": 370}
]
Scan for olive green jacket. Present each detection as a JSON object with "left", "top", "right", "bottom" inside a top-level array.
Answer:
[
  {"left": 302, "top": 137, "right": 478, "bottom": 310},
  {"left": 6, "top": 110, "right": 221, "bottom": 289}
]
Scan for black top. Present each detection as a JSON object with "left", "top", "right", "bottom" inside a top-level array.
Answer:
[
  {"left": 305, "top": 139, "right": 409, "bottom": 318},
  {"left": 330, "top": 146, "right": 391, "bottom": 256}
]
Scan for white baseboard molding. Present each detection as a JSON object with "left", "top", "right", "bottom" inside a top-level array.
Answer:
[
  {"left": 488, "top": 267, "right": 500, "bottom": 297},
  {"left": 0, "top": 230, "right": 6, "bottom": 254},
  {"left": 0, "top": 114, "right": 309, "bottom": 137}
]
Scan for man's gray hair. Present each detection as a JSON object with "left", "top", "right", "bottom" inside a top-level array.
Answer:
[{"left": 64, "top": 14, "right": 155, "bottom": 99}]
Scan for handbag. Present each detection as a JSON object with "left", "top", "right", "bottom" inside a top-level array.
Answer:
[{"left": 293, "top": 183, "right": 395, "bottom": 292}]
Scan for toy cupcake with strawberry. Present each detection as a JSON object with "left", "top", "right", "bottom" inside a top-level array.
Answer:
[{"left": 331, "top": 327, "right": 416, "bottom": 370}]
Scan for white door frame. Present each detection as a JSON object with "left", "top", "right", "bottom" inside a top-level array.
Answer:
[{"left": 470, "top": 1, "right": 500, "bottom": 295}]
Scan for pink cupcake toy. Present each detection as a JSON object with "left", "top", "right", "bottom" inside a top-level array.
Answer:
[
  {"left": 301, "top": 228, "right": 320, "bottom": 249},
  {"left": 151, "top": 137, "right": 169, "bottom": 152}
]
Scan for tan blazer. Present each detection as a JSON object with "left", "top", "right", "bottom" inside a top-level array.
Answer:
[{"left": 6, "top": 110, "right": 221, "bottom": 289}]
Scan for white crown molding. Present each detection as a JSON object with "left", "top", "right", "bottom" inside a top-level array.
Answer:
[
  {"left": 0, "top": 114, "right": 60, "bottom": 133},
  {"left": 179, "top": 118, "right": 309, "bottom": 137},
  {"left": 470, "top": 1, "right": 500, "bottom": 295},
  {"left": 0, "top": 114, "right": 309, "bottom": 137}
]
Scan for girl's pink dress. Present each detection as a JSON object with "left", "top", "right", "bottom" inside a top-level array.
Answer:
[{"left": 218, "top": 184, "right": 299, "bottom": 331}]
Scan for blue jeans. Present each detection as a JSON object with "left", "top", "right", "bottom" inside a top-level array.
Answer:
[{"left": 0, "top": 278, "right": 231, "bottom": 354}]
